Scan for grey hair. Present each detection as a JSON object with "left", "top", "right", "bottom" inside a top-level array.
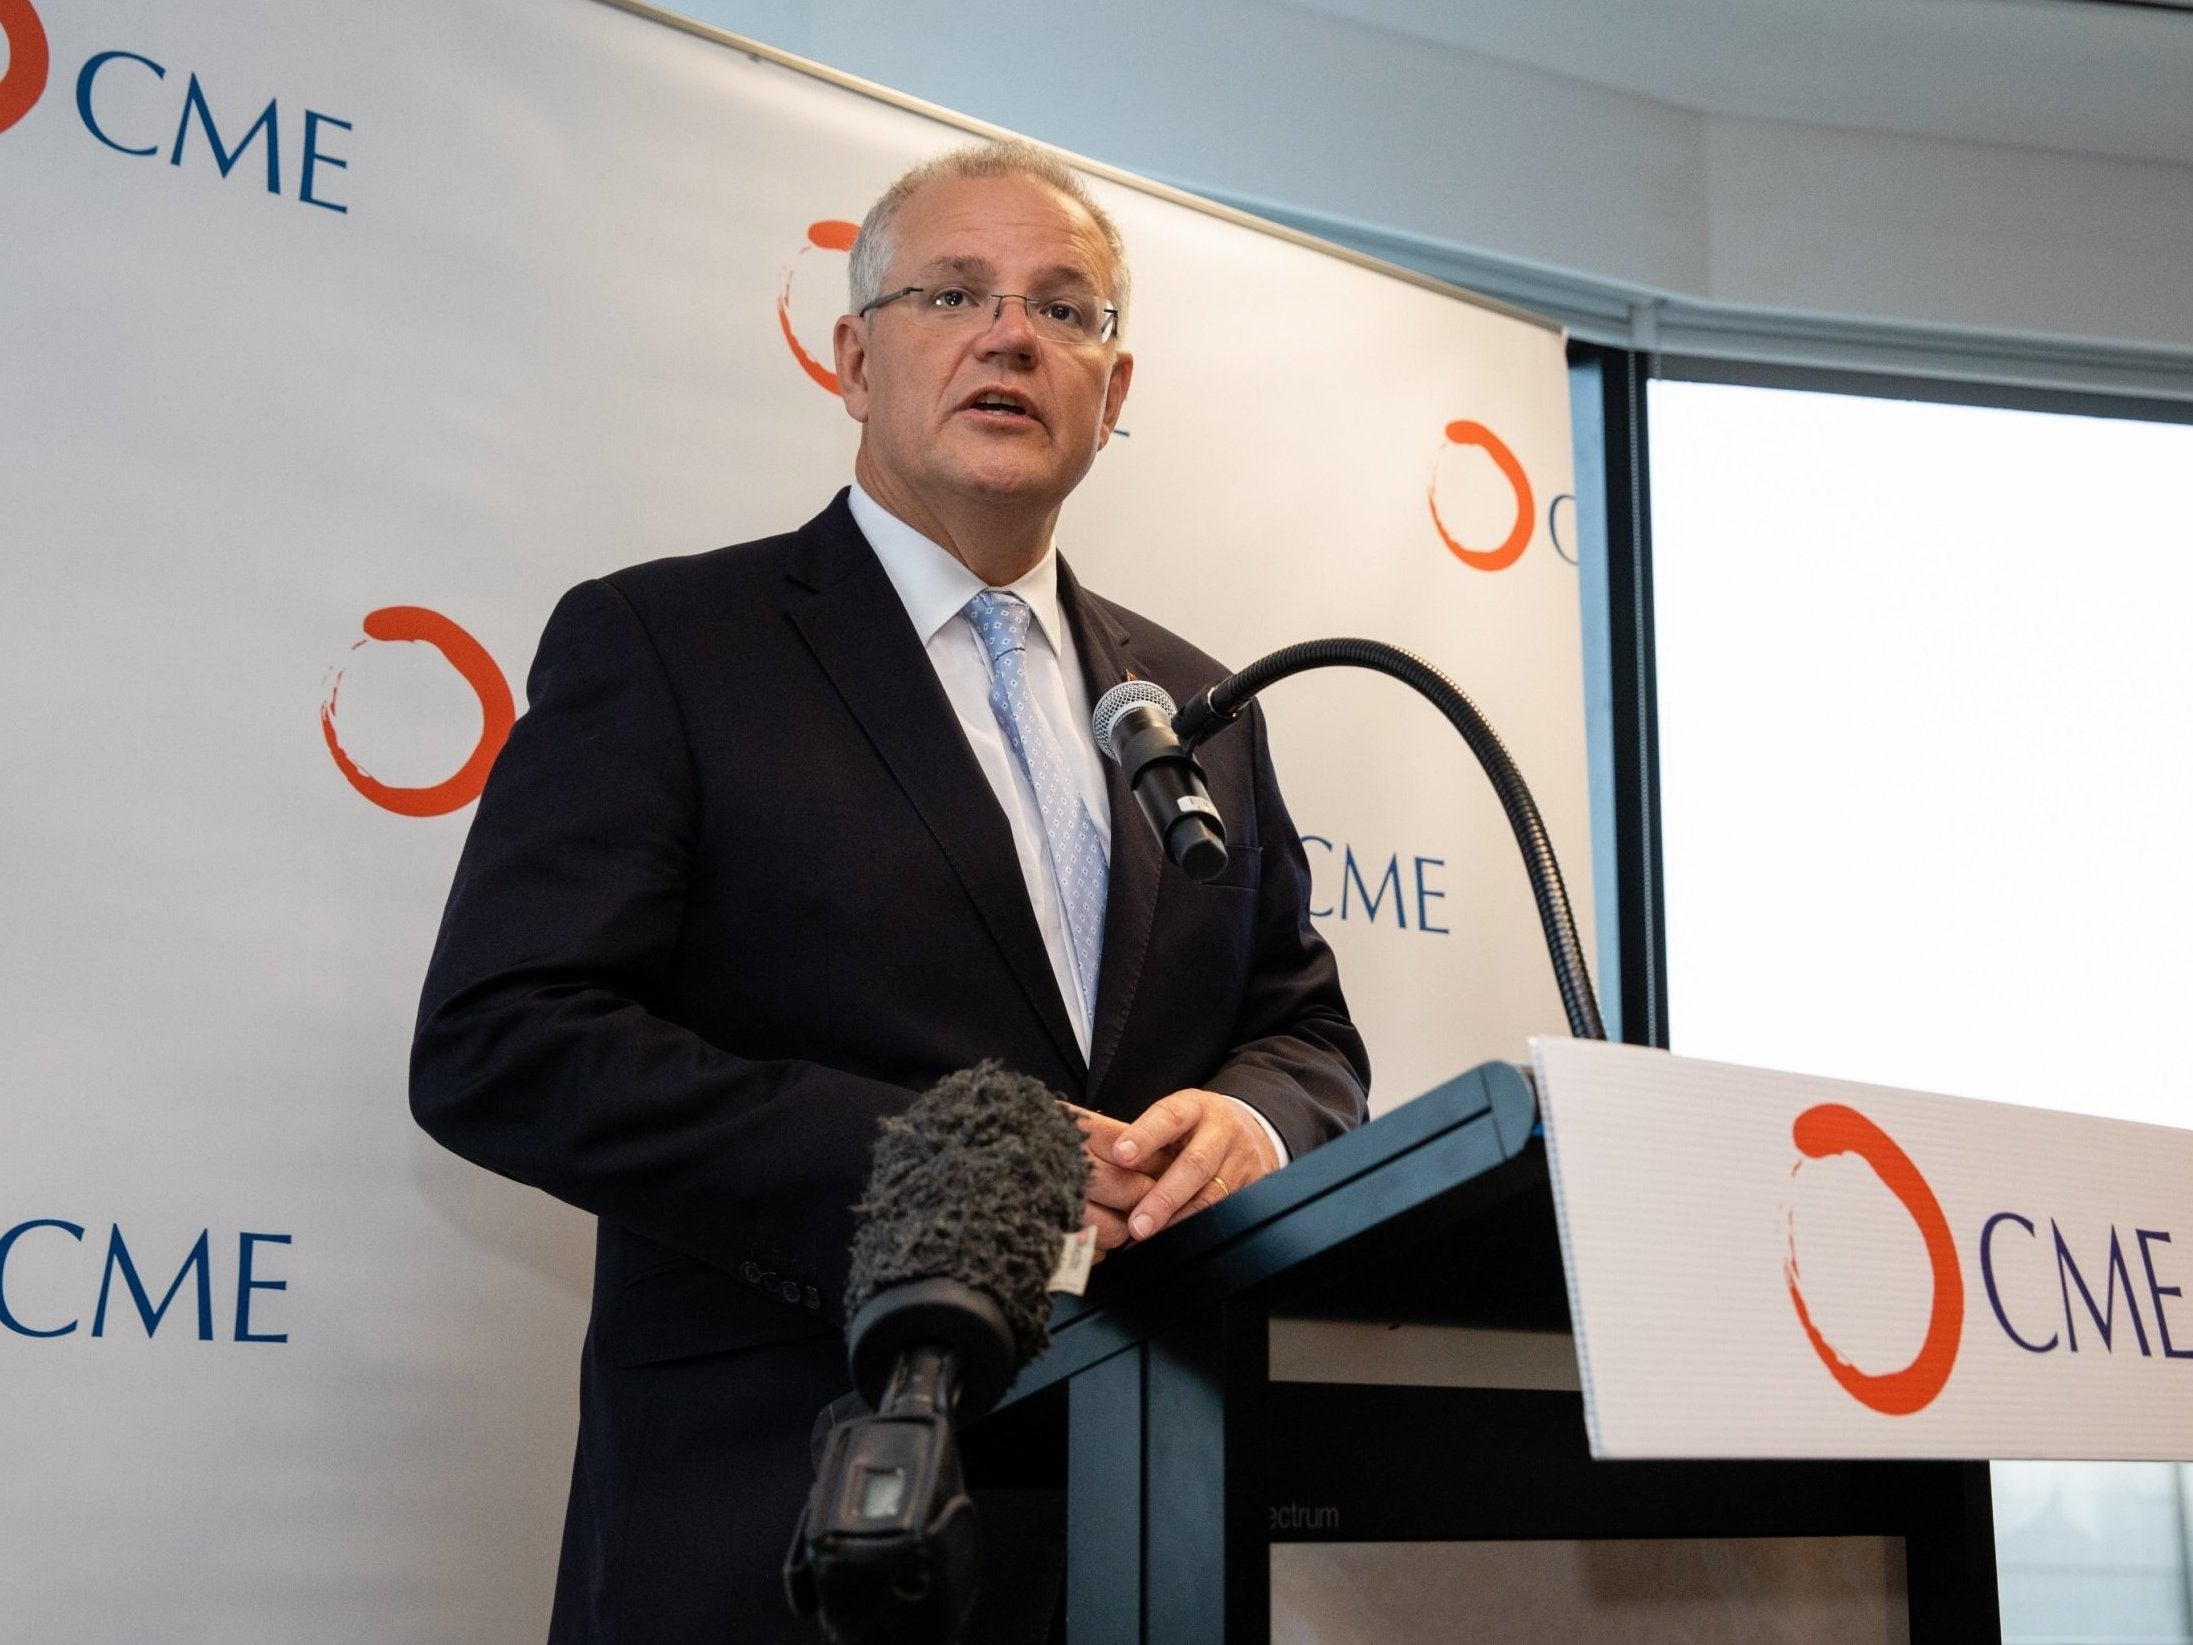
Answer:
[{"left": 847, "top": 139, "right": 1131, "bottom": 335}]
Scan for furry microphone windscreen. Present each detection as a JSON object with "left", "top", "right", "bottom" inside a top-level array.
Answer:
[{"left": 843, "top": 1062, "right": 1091, "bottom": 1367}]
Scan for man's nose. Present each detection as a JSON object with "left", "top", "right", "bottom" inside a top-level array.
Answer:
[{"left": 976, "top": 294, "right": 1041, "bottom": 357}]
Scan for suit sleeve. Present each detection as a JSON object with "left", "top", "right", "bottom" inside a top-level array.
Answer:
[
  {"left": 1197, "top": 703, "right": 1371, "bottom": 1159},
  {"left": 409, "top": 578, "right": 910, "bottom": 1303}
]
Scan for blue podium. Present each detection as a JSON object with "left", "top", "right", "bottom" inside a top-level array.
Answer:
[{"left": 995, "top": 1062, "right": 2000, "bottom": 1644}]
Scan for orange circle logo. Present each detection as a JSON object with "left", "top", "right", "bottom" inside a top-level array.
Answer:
[
  {"left": 1784, "top": 1103, "right": 1965, "bottom": 1416},
  {"left": 777, "top": 218, "right": 858, "bottom": 396},
  {"left": 0, "top": 0, "right": 52, "bottom": 136},
  {"left": 321, "top": 607, "right": 514, "bottom": 817},
  {"left": 1428, "top": 419, "right": 1534, "bottom": 572}
]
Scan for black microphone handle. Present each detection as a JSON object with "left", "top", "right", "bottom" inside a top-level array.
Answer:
[
  {"left": 1111, "top": 706, "right": 1229, "bottom": 882},
  {"left": 787, "top": 1349, "right": 980, "bottom": 1645},
  {"left": 792, "top": 1064, "right": 1086, "bottom": 1644},
  {"left": 877, "top": 1340, "right": 960, "bottom": 1419},
  {"left": 847, "top": 1275, "right": 1017, "bottom": 1420}
]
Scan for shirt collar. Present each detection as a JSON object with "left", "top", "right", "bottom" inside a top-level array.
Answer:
[{"left": 849, "top": 482, "right": 1068, "bottom": 655}]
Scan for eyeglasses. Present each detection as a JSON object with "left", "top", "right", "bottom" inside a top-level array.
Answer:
[{"left": 857, "top": 285, "right": 1120, "bottom": 345}]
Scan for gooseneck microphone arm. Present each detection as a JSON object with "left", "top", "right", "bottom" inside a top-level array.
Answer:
[{"left": 1173, "top": 638, "right": 1607, "bottom": 1043}]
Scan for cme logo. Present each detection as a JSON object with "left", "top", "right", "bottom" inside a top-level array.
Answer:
[
  {"left": 0, "top": 1, "right": 354, "bottom": 212},
  {"left": 1783, "top": 1104, "right": 1964, "bottom": 1415},
  {"left": 321, "top": 607, "right": 515, "bottom": 817},
  {"left": 1783, "top": 1102, "right": 2193, "bottom": 1417},
  {"left": 0, "top": 1219, "right": 293, "bottom": 1343},
  {"left": 0, "top": 0, "right": 50, "bottom": 137},
  {"left": 1300, "top": 833, "right": 1451, "bottom": 938},
  {"left": 780, "top": 218, "right": 860, "bottom": 395},
  {"left": 1427, "top": 420, "right": 1578, "bottom": 573}
]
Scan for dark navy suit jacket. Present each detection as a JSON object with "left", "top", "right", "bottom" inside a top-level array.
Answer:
[{"left": 410, "top": 492, "right": 1367, "bottom": 1639}]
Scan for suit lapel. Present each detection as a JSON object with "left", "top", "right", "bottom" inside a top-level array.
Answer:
[
  {"left": 1060, "top": 560, "right": 1166, "bottom": 1112},
  {"left": 782, "top": 498, "right": 1086, "bottom": 1082}
]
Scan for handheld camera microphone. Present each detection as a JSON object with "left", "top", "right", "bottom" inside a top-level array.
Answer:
[
  {"left": 784, "top": 1063, "right": 1089, "bottom": 1645},
  {"left": 1092, "top": 680, "right": 1228, "bottom": 882}
]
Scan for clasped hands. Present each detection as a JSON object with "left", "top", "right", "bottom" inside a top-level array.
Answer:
[{"left": 1062, "top": 1090, "right": 1280, "bottom": 1258}]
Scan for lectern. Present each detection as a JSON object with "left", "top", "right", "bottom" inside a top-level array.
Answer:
[{"left": 994, "top": 1061, "right": 2001, "bottom": 1644}]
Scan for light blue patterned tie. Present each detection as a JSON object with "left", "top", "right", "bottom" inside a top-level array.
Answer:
[{"left": 965, "top": 590, "right": 1108, "bottom": 1022}]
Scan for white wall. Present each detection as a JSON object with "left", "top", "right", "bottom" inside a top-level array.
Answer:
[
  {"left": 666, "top": 0, "right": 2193, "bottom": 352},
  {"left": 1699, "top": 116, "right": 2193, "bottom": 348}
]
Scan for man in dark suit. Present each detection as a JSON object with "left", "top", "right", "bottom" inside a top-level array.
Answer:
[{"left": 411, "top": 139, "right": 1368, "bottom": 1642}]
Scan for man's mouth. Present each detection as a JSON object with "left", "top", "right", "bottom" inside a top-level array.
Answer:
[{"left": 961, "top": 390, "right": 1039, "bottom": 422}]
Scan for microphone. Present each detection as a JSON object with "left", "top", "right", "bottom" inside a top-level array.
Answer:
[
  {"left": 784, "top": 1063, "right": 1090, "bottom": 1645},
  {"left": 1091, "top": 679, "right": 1228, "bottom": 882}
]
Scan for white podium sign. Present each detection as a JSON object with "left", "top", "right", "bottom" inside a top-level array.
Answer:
[{"left": 1533, "top": 1038, "right": 2193, "bottom": 1461}]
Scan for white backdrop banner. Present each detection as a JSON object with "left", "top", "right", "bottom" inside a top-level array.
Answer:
[
  {"left": 1, "top": 0, "right": 1585, "bottom": 1635},
  {"left": 1537, "top": 1038, "right": 2193, "bottom": 1462}
]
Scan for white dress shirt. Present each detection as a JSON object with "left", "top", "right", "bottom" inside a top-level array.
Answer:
[
  {"left": 851, "top": 483, "right": 1111, "bottom": 1054},
  {"left": 848, "top": 484, "right": 1287, "bottom": 1164}
]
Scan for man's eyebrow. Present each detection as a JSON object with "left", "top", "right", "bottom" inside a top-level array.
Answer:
[
  {"left": 916, "top": 254, "right": 1103, "bottom": 292},
  {"left": 917, "top": 255, "right": 998, "bottom": 283},
  {"left": 1032, "top": 263, "right": 1104, "bottom": 294}
]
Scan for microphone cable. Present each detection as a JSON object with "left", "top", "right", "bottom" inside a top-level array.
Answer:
[{"left": 1173, "top": 637, "right": 1606, "bottom": 1043}]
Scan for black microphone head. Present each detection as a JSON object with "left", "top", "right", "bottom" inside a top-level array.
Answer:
[
  {"left": 845, "top": 1063, "right": 1090, "bottom": 1393},
  {"left": 1092, "top": 679, "right": 1176, "bottom": 763}
]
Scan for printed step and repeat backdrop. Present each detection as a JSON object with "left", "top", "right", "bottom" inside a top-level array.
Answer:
[{"left": 0, "top": 0, "right": 1585, "bottom": 1634}]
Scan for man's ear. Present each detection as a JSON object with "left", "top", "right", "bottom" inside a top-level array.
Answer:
[
  {"left": 832, "top": 315, "right": 871, "bottom": 421},
  {"left": 1096, "top": 350, "right": 1134, "bottom": 449}
]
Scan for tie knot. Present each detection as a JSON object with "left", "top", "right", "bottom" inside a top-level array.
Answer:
[{"left": 966, "top": 589, "right": 1033, "bottom": 664}]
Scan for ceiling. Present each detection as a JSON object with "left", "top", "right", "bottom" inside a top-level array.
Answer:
[{"left": 1287, "top": 0, "right": 2193, "bottom": 167}]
